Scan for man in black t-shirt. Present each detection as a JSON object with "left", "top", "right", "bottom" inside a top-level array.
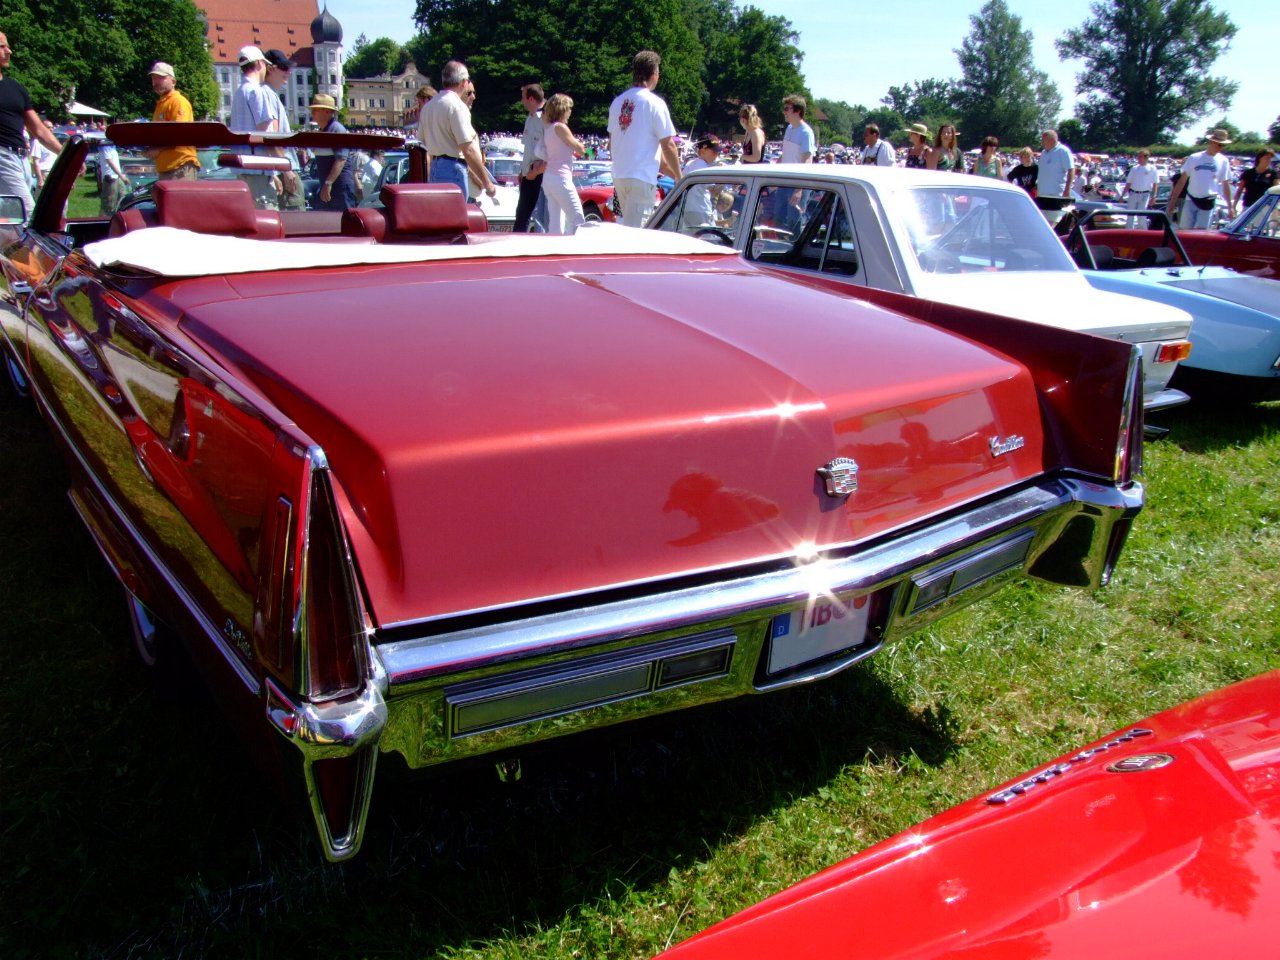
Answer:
[{"left": 0, "top": 30, "right": 62, "bottom": 221}]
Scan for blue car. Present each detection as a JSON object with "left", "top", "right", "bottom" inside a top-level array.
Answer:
[{"left": 1065, "top": 209, "right": 1280, "bottom": 404}]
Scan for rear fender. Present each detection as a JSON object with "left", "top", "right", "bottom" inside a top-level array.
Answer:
[{"left": 820, "top": 283, "right": 1144, "bottom": 485}]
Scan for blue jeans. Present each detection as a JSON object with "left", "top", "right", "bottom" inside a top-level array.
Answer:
[{"left": 429, "top": 156, "right": 468, "bottom": 196}]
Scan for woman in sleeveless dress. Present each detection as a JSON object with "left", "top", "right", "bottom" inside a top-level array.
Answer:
[
  {"left": 736, "top": 104, "right": 766, "bottom": 164},
  {"left": 928, "top": 123, "right": 965, "bottom": 173},
  {"left": 541, "top": 93, "right": 586, "bottom": 235},
  {"left": 974, "top": 136, "right": 1004, "bottom": 179},
  {"left": 903, "top": 123, "right": 929, "bottom": 169}
]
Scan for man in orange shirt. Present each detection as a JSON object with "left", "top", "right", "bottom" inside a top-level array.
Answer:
[{"left": 149, "top": 61, "right": 199, "bottom": 180}]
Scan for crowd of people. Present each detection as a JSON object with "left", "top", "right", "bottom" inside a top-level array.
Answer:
[{"left": 3, "top": 25, "right": 1274, "bottom": 235}]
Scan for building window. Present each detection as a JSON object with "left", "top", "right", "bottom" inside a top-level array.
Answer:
[{"left": 379, "top": 98, "right": 386, "bottom": 108}]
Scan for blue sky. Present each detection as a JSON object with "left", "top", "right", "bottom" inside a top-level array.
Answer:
[{"left": 323, "top": 0, "right": 1271, "bottom": 142}]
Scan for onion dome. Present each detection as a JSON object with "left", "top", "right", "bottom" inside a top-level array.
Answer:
[{"left": 310, "top": 4, "right": 342, "bottom": 44}]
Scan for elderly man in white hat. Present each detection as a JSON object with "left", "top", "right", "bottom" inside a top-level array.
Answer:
[
  {"left": 1167, "top": 128, "right": 1237, "bottom": 230},
  {"left": 308, "top": 93, "right": 356, "bottom": 211},
  {"left": 228, "top": 45, "right": 280, "bottom": 208}
]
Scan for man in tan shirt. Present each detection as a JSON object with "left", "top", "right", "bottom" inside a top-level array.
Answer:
[{"left": 417, "top": 59, "right": 495, "bottom": 199}]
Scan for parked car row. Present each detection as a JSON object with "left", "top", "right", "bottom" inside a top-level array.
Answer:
[{"left": 1064, "top": 207, "right": 1280, "bottom": 403}]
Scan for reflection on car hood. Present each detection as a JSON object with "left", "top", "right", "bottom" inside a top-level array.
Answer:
[
  {"left": 174, "top": 258, "right": 1045, "bottom": 626},
  {"left": 912, "top": 272, "right": 1192, "bottom": 342}
]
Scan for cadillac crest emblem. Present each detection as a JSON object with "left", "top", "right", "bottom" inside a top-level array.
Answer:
[{"left": 817, "top": 457, "right": 859, "bottom": 498}]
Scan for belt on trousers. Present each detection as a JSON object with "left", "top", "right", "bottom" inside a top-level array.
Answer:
[
  {"left": 1129, "top": 189, "right": 1150, "bottom": 194},
  {"left": 0, "top": 143, "right": 27, "bottom": 156},
  {"left": 431, "top": 154, "right": 464, "bottom": 163}
]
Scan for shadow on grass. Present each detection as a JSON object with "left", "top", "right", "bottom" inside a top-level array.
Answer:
[
  {"left": 1152, "top": 397, "right": 1279, "bottom": 455},
  {"left": 0, "top": 405, "right": 957, "bottom": 958}
]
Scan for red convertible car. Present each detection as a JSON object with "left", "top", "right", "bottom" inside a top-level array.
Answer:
[
  {"left": 0, "top": 124, "right": 1144, "bottom": 861},
  {"left": 1094, "top": 184, "right": 1280, "bottom": 281},
  {"left": 656, "top": 669, "right": 1280, "bottom": 959}
]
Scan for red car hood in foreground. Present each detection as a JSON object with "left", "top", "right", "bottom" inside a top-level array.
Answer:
[
  {"left": 169, "top": 255, "right": 1042, "bottom": 627},
  {"left": 658, "top": 670, "right": 1280, "bottom": 959}
]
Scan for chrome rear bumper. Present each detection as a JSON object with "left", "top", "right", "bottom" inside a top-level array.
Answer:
[{"left": 372, "top": 474, "right": 1142, "bottom": 769}]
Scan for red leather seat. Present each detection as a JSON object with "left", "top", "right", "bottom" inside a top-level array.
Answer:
[{"left": 109, "top": 180, "right": 283, "bottom": 239}]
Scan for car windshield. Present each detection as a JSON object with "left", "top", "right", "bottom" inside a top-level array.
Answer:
[
  {"left": 899, "top": 186, "right": 1076, "bottom": 274},
  {"left": 487, "top": 158, "right": 522, "bottom": 179},
  {"left": 1224, "top": 190, "right": 1280, "bottom": 237}
]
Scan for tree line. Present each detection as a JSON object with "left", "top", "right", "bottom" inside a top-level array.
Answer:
[{"left": 3, "top": 0, "right": 1270, "bottom": 152}]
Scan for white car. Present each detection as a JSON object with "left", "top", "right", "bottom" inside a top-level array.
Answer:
[{"left": 650, "top": 164, "right": 1194, "bottom": 416}]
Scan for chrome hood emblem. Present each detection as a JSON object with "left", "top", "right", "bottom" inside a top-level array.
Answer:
[{"left": 817, "top": 457, "right": 859, "bottom": 498}]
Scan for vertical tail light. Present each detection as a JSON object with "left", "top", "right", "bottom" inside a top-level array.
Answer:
[
  {"left": 260, "top": 442, "right": 385, "bottom": 861},
  {"left": 296, "top": 459, "right": 367, "bottom": 701},
  {"left": 1114, "top": 346, "right": 1144, "bottom": 485}
]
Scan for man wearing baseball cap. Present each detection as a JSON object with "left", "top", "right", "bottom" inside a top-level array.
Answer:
[
  {"left": 228, "top": 45, "right": 280, "bottom": 208},
  {"left": 148, "top": 61, "right": 199, "bottom": 180},
  {"left": 263, "top": 49, "right": 305, "bottom": 210}
]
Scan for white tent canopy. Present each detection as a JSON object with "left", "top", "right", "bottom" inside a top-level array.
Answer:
[{"left": 66, "top": 101, "right": 109, "bottom": 117}]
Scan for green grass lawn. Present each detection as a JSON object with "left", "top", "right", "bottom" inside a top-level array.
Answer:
[
  {"left": 1, "top": 377, "right": 1277, "bottom": 956},
  {"left": 66, "top": 173, "right": 103, "bottom": 219}
]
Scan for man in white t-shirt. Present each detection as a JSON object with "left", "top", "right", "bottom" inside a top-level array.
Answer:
[
  {"left": 781, "top": 95, "right": 815, "bottom": 163},
  {"left": 607, "top": 49, "right": 681, "bottom": 227},
  {"left": 1122, "top": 149, "right": 1159, "bottom": 210},
  {"left": 1036, "top": 129, "right": 1074, "bottom": 199},
  {"left": 1167, "top": 128, "right": 1236, "bottom": 229}
]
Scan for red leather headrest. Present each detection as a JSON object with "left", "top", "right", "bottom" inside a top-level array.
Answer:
[
  {"left": 466, "top": 205, "right": 488, "bottom": 233},
  {"left": 341, "top": 207, "right": 387, "bottom": 242},
  {"left": 154, "top": 180, "right": 261, "bottom": 235},
  {"left": 381, "top": 183, "right": 469, "bottom": 235}
]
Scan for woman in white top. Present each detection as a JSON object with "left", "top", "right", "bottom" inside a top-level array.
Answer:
[{"left": 541, "top": 93, "right": 586, "bottom": 235}]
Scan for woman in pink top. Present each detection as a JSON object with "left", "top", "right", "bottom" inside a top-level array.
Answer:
[{"left": 541, "top": 93, "right": 586, "bottom": 234}]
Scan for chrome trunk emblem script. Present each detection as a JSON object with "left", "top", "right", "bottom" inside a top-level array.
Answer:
[
  {"left": 989, "top": 435, "right": 1025, "bottom": 457},
  {"left": 817, "top": 458, "right": 859, "bottom": 498}
]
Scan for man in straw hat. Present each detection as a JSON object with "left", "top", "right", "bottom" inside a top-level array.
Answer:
[
  {"left": 309, "top": 93, "right": 356, "bottom": 211},
  {"left": 1166, "top": 128, "right": 1236, "bottom": 230}
]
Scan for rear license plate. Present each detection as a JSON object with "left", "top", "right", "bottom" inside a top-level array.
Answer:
[
  {"left": 491, "top": 222, "right": 514, "bottom": 232},
  {"left": 767, "top": 593, "right": 871, "bottom": 674}
]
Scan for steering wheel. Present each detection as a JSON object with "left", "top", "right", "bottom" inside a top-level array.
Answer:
[{"left": 693, "top": 228, "right": 734, "bottom": 247}]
